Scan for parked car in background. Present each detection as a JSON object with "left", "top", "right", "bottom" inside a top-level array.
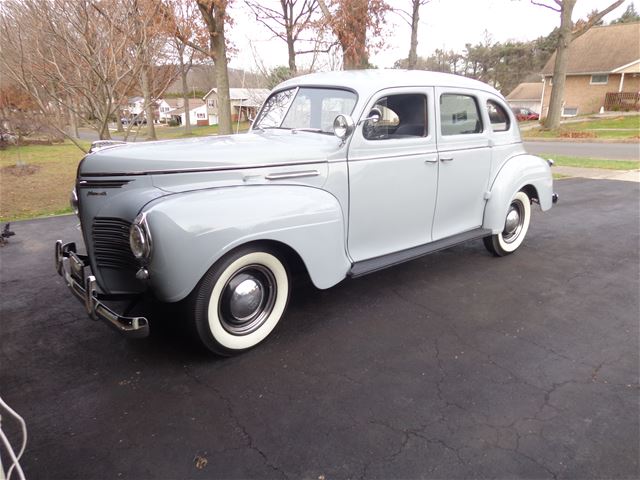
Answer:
[
  {"left": 512, "top": 107, "right": 540, "bottom": 121},
  {"left": 56, "top": 70, "right": 556, "bottom": 355}
]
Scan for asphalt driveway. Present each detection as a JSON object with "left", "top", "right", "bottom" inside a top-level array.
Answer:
[{"left": 1, "top": 178, "right": 638, "bottom": 479}]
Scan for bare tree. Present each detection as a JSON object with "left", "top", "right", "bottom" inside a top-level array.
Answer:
[
  {"left": 246, "top": 1, "right": 321, "bottom": 73},
  {"left": 532, "top": 0, "right": 624, "bottom": 129},
  {"left": 394, "top": 0, "right": 431, "bottom": 70},
  {"left": 316, "top": 0, "right": 389, "bottom": 70},
  {"left": 0, "top": 0, "right": 147, "bottom": 149},
  {"left": 171, "top": 0, "right": 234, "bottom": 135}
]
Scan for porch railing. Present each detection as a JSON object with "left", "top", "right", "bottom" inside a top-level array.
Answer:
[{"left": 604, "top": 92, "right": 640, "bottom": 111}]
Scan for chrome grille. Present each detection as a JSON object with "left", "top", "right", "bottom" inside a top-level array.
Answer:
[
  {"left": 92, "top": 217, "right": 137, "bottom": 270},
  {"left": 79, "top": 179, "right": 132, "bottom": 189}
]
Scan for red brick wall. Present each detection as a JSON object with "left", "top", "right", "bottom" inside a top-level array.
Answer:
[{"left": 542, "top": 73, "right": 640, "bottom": 116}]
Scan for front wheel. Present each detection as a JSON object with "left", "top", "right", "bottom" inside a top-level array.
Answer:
[
  {"left": 483, "top": 191, "right": 531, "bottom": 257},
  {"left": 188, "top": 245, "right": 290, "bottom": 355}
]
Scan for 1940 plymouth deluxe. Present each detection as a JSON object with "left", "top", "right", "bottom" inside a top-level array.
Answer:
[{"left": 56, "top": 70, "right": 557, "bottom": 355}]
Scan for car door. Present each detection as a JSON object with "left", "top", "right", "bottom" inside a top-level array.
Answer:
[
  {"left": 347, "top": 88, "right": 438, "bottom": 262},
  {"left": 432, "top": 88, "right": 492, "bottom": 241}
]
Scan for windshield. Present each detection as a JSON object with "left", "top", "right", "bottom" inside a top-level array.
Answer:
[{"left": 253, "top": 87, "right": 357, "bottom": 133}]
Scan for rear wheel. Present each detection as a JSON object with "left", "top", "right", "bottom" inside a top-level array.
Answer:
[
  {"left": 188, "top": 245, "right": 290, "bottom": 355},
  {"left": 483, "top": 191, "right": 531, "bottom": 257}
]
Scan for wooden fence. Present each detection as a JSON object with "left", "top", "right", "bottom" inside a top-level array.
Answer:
[{"left": 604, "top": 92, "right": 640, "bottom": 111}]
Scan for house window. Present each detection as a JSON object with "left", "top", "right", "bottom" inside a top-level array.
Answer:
[
  {"left": 590, "top": 74, "right": 609, "bottom": 85},
  {"left": 562, "top": 107, "right": 578, "bottom": 117},
  {"left": 208, "top": 99, "right": 217, "bottom": 107},
  {"left": 196, "top": 112, "right": 206, "bottom": 119}
]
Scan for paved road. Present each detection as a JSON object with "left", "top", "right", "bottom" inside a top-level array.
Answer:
[
  {"left": 524, "top": 141, "right": 639, "bottom": 160},
  {"left": 1, "top": 179, "right": 638, "bottom": 479}
]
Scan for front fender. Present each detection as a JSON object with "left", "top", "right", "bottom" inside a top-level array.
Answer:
[
  {"left": 483, "top": 154, "right": 553, "bottom": 234},
  {"left": 143, "top": 185, "right": 349, "bottom": 302}
]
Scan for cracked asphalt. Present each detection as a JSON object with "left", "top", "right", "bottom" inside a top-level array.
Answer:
[{"left": 1, "top": 178, "right": 638, "bottom": 479}]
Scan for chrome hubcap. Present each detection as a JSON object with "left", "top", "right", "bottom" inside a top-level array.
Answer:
[
  {"left": 504, "top": 209, "right": 520, "bottom": 235},
  {"left": 229, "top": 278, "right": 264, "bottom": 321},
  {"left": 502, "top": 200, "right": 525, "bottom": 243},
  {"left": 219, "top": 265, "right": 276, "bottom": 335}
]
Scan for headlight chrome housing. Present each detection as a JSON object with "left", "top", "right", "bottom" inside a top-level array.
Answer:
[
  {"left": 129, "top": 213, "right": 152, "bottom": 262},
  {"left": 70, "top": 187, "right": 79, "bottom": 215}
]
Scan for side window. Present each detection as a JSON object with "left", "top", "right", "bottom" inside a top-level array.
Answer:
[
  {"left": 440, "top": 94, "right": 482, "bottom": 136},
  {"left": 487, "top": 100, "right": 510, "bottom": 132},
  {"left": 363, "top": 94, "right": 427, "bottom": 140}
]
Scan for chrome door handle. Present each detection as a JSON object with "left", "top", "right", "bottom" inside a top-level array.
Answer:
[{"left": 440, "top": 157, "right": 454, "bottom": 162}]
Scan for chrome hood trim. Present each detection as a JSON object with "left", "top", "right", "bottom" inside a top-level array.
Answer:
[{"left": 80, "top": 131, "right": 341, "bottom": 177}]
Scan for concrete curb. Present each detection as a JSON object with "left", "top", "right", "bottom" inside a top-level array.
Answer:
[{"left": 553, "top": 166, "right": 640, "bottom": 182}]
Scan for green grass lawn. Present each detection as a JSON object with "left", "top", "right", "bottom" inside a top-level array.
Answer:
[
  {"left": 0, "top": 142, "right": 89, "bottom": 221},
  {"left": 546, "top": 154, "right": 639, "bottom": 170},
  {"left": 524, "top": 114, "right": 640, "bottom": 140}
]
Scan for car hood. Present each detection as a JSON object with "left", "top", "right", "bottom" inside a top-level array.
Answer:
[{"left": 80, "top": 130, "right": 343, "bottom": 175}]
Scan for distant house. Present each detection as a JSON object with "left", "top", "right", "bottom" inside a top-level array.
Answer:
[
  {"left": 157, "top": 98, "right": 182, "bottom": 123},
  {"left": 127, "top": 96, "right": 145, "bottom": 116},
  {"left": 506, "top": 83, "right": 544, "bottom": 114},
  {"left": 540, "top": 22, "right": 640, "bottom": 117},
  {"left": 169, "top": 99, "right": 209, "bottom": 126},
  {"left": 202, "top": 88, "right": 270, "bottom": 124}
]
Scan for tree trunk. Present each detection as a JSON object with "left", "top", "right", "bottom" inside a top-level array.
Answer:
[
  {"left": 68, "top": 102, "right": 79, "bottom": 138},
  {"left": 181, "top": 70, "right": 191, "bottom": 135},
  {"left": 115, "top": 114, "right": 124, "bottom": 133},
  {"left": 142, "top": 65, "right": 157, "bottom": 140},
  {"left": 341, "top": 24, "right": 368, "bottom": 69},
  {"left": 286, "top": 27, "right": 297, "bottom": 72},
  {"left": 407, "top": 0, "right": 420, "bottom": 69},
  {"left": 212, "top": 20, "right": 232, "bottom": 134},
  {"left": 544, "top": 0, "right": 575, "bottom": 130}
]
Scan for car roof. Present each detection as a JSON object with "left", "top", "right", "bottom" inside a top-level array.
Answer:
[{"left": 276, "top": 69, "right": 504, "bottom": 99}]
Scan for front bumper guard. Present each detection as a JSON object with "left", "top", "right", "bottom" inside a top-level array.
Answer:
[{"left": 55, "top": 240, "right": 149, "bottom": 338}]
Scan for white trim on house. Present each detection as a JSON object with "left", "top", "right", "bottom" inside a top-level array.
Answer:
[
  {"left": 612, "top": 59, "right": 640, "bottom": 73},
  {"left": 561, "top": 106, "right": 578, "bottom": 117}
]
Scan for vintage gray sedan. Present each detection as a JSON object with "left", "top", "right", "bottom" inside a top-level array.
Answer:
[{"left": 55, "top": 70, "right": 556, "bottom": 355}]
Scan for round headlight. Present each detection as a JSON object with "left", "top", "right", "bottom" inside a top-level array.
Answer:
[
  {"left": 70, "top": 188, "right": 79, "bottom": 215},
  {"left": 333, "top": 114, "right": 355, "bottom": 140},
  {"left": 129, "top": 224, "right": 147, "bottom": 259}
]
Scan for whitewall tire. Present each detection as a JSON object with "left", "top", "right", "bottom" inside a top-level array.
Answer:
[
  {"left": 483, "top": 191, "right": 531, "bottom": 257},
  {"left": 189, "top": 246, "right": 290, "bottom": 355}
]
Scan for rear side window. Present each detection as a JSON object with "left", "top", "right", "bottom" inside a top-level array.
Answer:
[
  {"left": 363, "top": 94, "right": 427, "bottom": 140},
  {"left": 487, "top": 100, "right": 510, "bottom": 132},
  {"left": 440, "top": 94, "right": 482, "bottom": 136}
]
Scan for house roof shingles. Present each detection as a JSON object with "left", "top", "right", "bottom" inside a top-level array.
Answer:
[
  {"left": 507, "top": 82, "right": 544, "bottom": 101},
  {"left": 541, "top": 22, "right": 640, "bottom": 75}
]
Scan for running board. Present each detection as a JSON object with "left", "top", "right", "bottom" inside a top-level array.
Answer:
[{"left": 348, "top": 228, "right": 491, "bottom": 278}]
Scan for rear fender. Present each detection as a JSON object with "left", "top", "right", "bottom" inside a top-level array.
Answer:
[
  {"left": 483, "top": 154, "right": 553, "bottom": 234},
  {"left": 143, "top": 185, "right": 349, "bottom": 302}
]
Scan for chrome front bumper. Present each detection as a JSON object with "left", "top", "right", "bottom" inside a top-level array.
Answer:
[{"left": 55, "top": 240, "right": 149, "bottom": 338}]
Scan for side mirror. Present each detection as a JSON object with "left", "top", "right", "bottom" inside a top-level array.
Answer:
[
  {"left": 361, "top": 107, "right": 382, "bottom": 125},
  {"left": 333, "top": 114, "right": 355, "bottom": 140}
]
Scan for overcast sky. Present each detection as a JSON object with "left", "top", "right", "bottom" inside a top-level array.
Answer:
[{"left": 227, "top": 0, "right": 632, "bottom": 72}]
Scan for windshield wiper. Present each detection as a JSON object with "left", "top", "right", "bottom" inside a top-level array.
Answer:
[{"left": 290, "top": 128, "right": 329, "bottom": 134}]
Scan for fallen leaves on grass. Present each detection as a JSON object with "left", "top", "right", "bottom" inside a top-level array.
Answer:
[
  {"left": 558, "top": 130, "right": 597, "bottom": 139},
  {"left": 1, "top": 164, "right": 41, "bottom": 176}
]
